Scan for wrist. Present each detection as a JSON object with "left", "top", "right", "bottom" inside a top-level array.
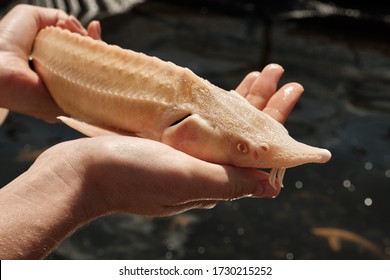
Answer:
[
  {"left": 30, "top": 140, "right": 110, "bottom": 221},
  {"left": 0, "top": 140, "right": 101, "bottom": 259}
]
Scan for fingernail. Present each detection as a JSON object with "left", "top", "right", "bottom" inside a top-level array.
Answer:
[
  {"left": 69, "top": 16, "right": 84, "bottom": 29},
  {"left": 94, "top": 21, "right": 102, "bottom": 40}
]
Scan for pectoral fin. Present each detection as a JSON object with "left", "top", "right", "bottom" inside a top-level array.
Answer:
[
  {"left": 161, "top": 114, "right": 229, "bottom": 164},
  {"left": 0, "top": 108, "right": 9, "bottom": 126},
  {"left": 58, "top": 116, "right": 135, "bottom": 137}
]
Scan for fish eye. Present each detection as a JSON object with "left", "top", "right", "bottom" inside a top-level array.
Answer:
[{"left": 237, "top": 143, "right": 248, "bottom": 153}]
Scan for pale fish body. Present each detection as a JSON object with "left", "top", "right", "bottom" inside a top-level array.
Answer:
[
  {"left": 0, "top": 108, "right": 8, "bottom": 125},
  {"left": 31, "top": 27, "right": 331, "bottom": 187}
]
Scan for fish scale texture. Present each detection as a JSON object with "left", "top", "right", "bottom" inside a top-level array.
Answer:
[{"left": 32, "top": 27, "right": 197, "bottom": 136}]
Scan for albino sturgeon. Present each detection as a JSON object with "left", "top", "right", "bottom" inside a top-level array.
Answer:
[{"left": 31, "top": 27, "right": 331, "bottom": 188}]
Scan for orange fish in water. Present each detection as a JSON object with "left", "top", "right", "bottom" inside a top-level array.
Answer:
[{"left": 312, "top": 227, "right": 387, "bottom": 259}]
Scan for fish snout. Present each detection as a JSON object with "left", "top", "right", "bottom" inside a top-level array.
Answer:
[{"left": 272, "top": 140, "right": 332, "bottom": 168}]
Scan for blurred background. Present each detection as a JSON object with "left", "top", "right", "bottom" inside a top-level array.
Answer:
[{"left": 0, "top": 0, "right": 389, "bottom": 259}]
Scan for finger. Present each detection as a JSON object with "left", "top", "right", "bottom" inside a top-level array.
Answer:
[
  {"left": 34, "top": 7, "right": 68, "bottom": 29},
  {"left": 235, "top": 71, "right": 260, "bottom": 97},
  {"left": 87, "top": 21, "right": 102, "bottom": 40},
  {"left": 263, "top": 82, "right": 304, "bottom": 124},
  {"left": 220, "top": 167, "right": 281, "bottom": 199},
  {"left": 0, "top": 5, "right": 68, "bottom": 57},
  {"left": 245, "top": 64, "right": 284, "bottom": 110},
  {"left": 170, "top": 169, "right": 282, "bottom": 213},
  {"left": 187, "top": 163, "right": 281, "bottom": 202},
  {"left": 4, "top": 64, "right": 64, "bottom": 122},
  {"left": 59, "top": 16, "right": 87, "bottom": 35}
]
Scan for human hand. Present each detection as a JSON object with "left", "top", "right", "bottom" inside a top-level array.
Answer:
[
  {"left": 0, "top": 4, "right": 101, "bottom": 122},
  {"left": 236, "top": 63, "right": 303, "bottom": 124},
  {"left": 30, "top": 136, "right": 276, "bottom": 219}
]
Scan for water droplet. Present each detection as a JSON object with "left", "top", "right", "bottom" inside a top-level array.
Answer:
[
  {"left": 23, "top": 144, "right": 31, "bottom": 151},
  {"left": 167, "top": 243, "right": 175, "bottom": 251},
  {"left": 295, "top": 181, "right": 303, "bottom": 189},
  {"left": 286, "top": 252, "right": 294, "bottom": 260},
  {"left": 364, "top": 198, "right": 373, "bottom": 206},
  {"left": 364, "top": 162, "right": 373, "bottom": 170},
  {"left": 237, "top": 227, "right": 245, "bottom": 236},
  {"left": 217, "top": 224, "right": 224, "bottom": 232},
  {"left": 166, "top": 251, "right": 173, "bottom": 259},
  {"left": 198, "top": 246, "right": 206, "bottom": 254},
  {"left": 284, "top": 86, "right": 294, "bottom": 95},
  {"left": 343, "top": 179, "right": 351, "bottom": 188}
]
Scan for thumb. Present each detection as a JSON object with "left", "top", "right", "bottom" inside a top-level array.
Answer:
[
  {"left": 0, "top": 5, "right": 68, "bottom": 56},
  {"left": 189, "top": 163, "right": 281, "bottom": 201},
  {"left": 163, "top": 165, "right": 281, "bottom": 216}
]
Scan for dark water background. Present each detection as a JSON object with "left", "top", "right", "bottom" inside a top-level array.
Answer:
[{"left": 0, "top": 0, "right": 389, "bottom": 259}]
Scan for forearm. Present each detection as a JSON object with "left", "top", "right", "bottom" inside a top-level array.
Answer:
[{"left": 0, "top": 153, "right": 93, "bottom": 259}]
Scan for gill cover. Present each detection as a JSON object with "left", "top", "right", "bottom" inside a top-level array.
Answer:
[{"left": 161, "top": 114, "right": 230, "bottom": 164}]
